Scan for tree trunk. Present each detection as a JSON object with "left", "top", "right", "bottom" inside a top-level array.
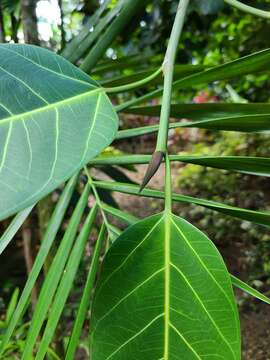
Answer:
[
  {"left": 0, "top": 5, "right": 6, "bottom": 43},
  {"left": 10, "top": 13, "right": 19, "bottom": 43},
  {"left": 21, "top": 0, "right": 39, "bottom": 45},
  {"left": 58, "top": 0, "right": 66, "bottom": 50}
]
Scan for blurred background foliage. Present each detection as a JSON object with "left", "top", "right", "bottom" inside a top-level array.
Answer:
[{"left": 1, "top": 0, "right": 270, "bottom": 358}]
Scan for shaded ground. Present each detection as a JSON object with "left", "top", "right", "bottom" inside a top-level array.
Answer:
[{"left": 241, "top": 303, "right": 270, "bottom": 360}]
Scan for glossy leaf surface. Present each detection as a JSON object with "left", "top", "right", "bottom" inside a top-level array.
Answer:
[
  {"left": 0, "top": 44, "right": 118, "bottom": 220},
  {"left": 91, "top": 213, "right": 240, "bottom": 359}
]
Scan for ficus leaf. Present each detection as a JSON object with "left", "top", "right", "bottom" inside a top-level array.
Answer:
[
  {"left": 0, "top": 44, "right": 118, "bottom": 221},
  {"left": 90, "top": 212, "right": 240, "bottom": 359}
]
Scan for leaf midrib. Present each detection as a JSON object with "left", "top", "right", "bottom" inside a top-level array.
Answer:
[
  {"left": 0, "top": 87, "right": 103, "bottom": 125},
  {"left": 164, "top": 211, "right": 170, "bottom": 360}
]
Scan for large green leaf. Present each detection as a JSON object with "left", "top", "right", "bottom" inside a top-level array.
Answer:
[
  {"left": 90, "top": 204, "right": 270, "bottom": 307},
  {"left": 0, "top": 44, "right": 118, "bottom": 221},
  {"left": 90, "top": 212, "right": 240, "bottom": 359}
]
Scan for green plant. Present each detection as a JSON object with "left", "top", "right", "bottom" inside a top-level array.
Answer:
[{"left": 1, "top": 0, "right": 270, "bottom": 358}]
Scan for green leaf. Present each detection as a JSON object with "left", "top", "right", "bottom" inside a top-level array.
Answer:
[
  {"left": 231, "top": 275, "right": 270, "bottom": 305},
  {"left": 0, "top": 43, "right": 118, "bottom": 221},
  {"left": 61, "top": 0, "right": 113, "bottom": 62},
  {"left": 66, "top": 1, "right": 124, "bottom": 64},
  {"left": 91, "top": 154, "right": 270, "bottom": 177},
  {"left": 0, "top": 205, "right": 34, "bottom": 255},
  {"left": 80, "top": 0, "right": 151, "bottom": 72},
  {"left": 90, "top": 212, "right": 240, "bottom": 359},
  {"left": 118, "top": 103, "right": 270, "bottom": 135},
  {"left": 93, "top": 180, "right": 270, "bottom": 227},
  {"left": 5, "top": 288, "right": 19, "bottom": 325},
  {"left": 116, "top": 117, "right": 270, "bottom": 139},
  {"left": 91, "top": 54, "right": 161, "bottom": 75},
  {"left": 65, "top": 224, "right": 107, "bottom": 360},
  {"left": 169, "top": 155, "right": 270, "bottom": 176},
  {"left": 117, "top": 49, "right": 270, "bottom": 110},
  {"left": 0, "top": 174, "right": 78, "bottom": 357},
  {"left": 122, "top": 102, "right": 270, "bottom": 119},
  {"left": 22, "top": 184, "right": 90, "bottom": 359},
  {"left": 35, "top": 204, "right": 98, "bottom": 360}
]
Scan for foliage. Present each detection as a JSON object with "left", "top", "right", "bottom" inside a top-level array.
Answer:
[
  {"left": 177, "top": 130, "right": 270, "bottom": 279},
  {"left": 0, "top": 0, "right": 270, "bottom": 359},
  {"left": 0, "top": 44, "right": 118, "bottom": 221}
]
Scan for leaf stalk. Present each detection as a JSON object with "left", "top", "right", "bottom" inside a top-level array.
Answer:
[
  {"left": 224, "top": 0, "right": 270, "bottom": 18},
  {"left": 104, "top": 67, "right": 162, "bottom": 94},
  {"left": 156, "top": 0, "right": 190, "bottom": 153},
  {"left": 140, "top": 0, "right": 189, "bottom": 190},
  {"left": 165, "top": 153, "right": 172, "bottom": 213}
]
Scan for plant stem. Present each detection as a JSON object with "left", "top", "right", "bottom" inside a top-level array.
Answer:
[
  {"left": 156, "top": 0, "right": 190, "bottom": 153},
  {"left": 165, "top": 153, "right": 172, "bottom": 213},
  {"left": 139, "top": 0, "right": 189, "bottom": 191},
  {"left": 224, "top": 0, "right": 270, "bottom": 18},
  {"left": 104, "top": 67, "right": 162, "bottom": 93},
  {"left": 84, "top": 166, "right": 111, "bottom": 236}
]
